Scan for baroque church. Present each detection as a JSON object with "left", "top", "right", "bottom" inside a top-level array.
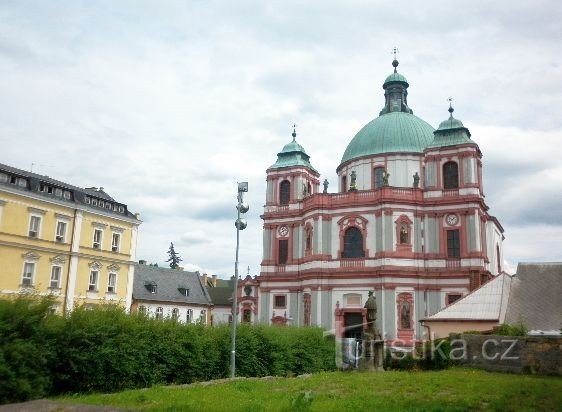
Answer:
[{"left": 238, "top": 58, "right": 504, "bottom": 345}]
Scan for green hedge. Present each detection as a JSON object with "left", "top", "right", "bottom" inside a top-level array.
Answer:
[{"left": 0, "top": 296, "right": 335, "bottom": 403}]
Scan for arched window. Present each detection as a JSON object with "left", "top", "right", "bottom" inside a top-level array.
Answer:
[
  {"left": 186, "top": 309, "right": 193, "bottom": 323},
  {"left": 342, "top": 227, "right": 365, "bottom": 258},
  {"left": 443, "top": 161, "right": 459, "bottom": 189},
  {"left": 279, "top": 180, "right": 291, "bottom": 205},
  {"left": 155, "top": 307, "right": 163, "bottom": 320},
  {"left": 341, "top": 175, "right": 347, "bottom": 192},
  {"left": 374, "top": 167, "right": 385, "bottom": 189},
  {"left": 171, "top": 308, "right": 179, "bottom": 321}
]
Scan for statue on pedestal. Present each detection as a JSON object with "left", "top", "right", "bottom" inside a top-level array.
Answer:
[
  {"left": 349, "top": 171, "right": 357, "bottom": 191},
  {"left": 413, "top": 172, "right": 420, "bottom": 188},
  {"left": 323, "top": 179, "right": 329, "bottom": 193}
]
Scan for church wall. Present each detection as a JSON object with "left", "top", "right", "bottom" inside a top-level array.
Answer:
[
  {"left": 486, "top": 221, "right": 504, "bottom": 275},
  {"left": 374, "top": 288, "right": 383, "bottom": 336},
  {"left": 260, "top": 292, "right": 270, "bottom": 323},
  {"left": 415, "top": 290, "right": 425, "bottom": 338},
  {"left": 467, "top": 214, "right": 478, "bottom": 252},
  {"left": 425, "top": 161, "right": 436, "bottom": 187},
  {"left": 463, "top": 157, "right": 476, "bottom": 185},
  {"left": 311, "top": 289, "right": 319, "bottom": 325},
  {"left": 322, "top": 219, "right": 331, "bottom": 255},
  {"left": 365, "top": 214, "right": 376, "bottom": 254},
  {"left": 263, "top": 228, "right": 272, "bottom": 260},
  {"left": 321, "top": 289, "right": 332, "bottom": 330},
  {"left": 383, "top": 289, "right": 396, "bottom": 338},
  {"left": 387, "top": 158, "right": 420, "bottom": 188},
  {"left": 289, "top": 291, "right": 298, "bottom": 324},
  {"left": 330, "top": 218, "right": 339, "bottom": 258},
  {"left": 375, "top": 215, "right": 383, "bottom": 253},
  {"left": 413, "top": 217, "right": 423, "bottom": 252},
  {"left": 425, "top": 216, "right": 439, "bottom": 253},
  {"left": 293, "top": 225, "right": 302, "bottom": 259},
  {"left": 427, "top": 291, "right": 442, "bottom": 316},
  {"left": 383, "top": 214, "right": 393, "bottom": 251}
]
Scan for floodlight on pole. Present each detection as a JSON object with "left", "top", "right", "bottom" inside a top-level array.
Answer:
[{"left": 231, "top": 181, "right": 248, "bottom": 378}]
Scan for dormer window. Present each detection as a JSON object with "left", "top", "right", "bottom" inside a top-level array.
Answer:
[
  {"left": 92, "top": 199, "right": 98, "bottom": 206},
  {"left": 118, "top": 206, "right": 125, "bottom": 213},
  {"left": 145, "top": 282, "right": 157, "bottom": 293},
  {"left": 85, "top": 197, "right": 91, "bottom": 204},
  {"left": 0, "top": 173, "right": 7, "bottom": 183},
  {"left": 178, "top": 287, "right": 189, "bottom": 297}
]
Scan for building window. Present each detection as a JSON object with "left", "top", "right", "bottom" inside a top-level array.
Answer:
[
  {"left": 178, "top": 287, "right": 189, "bottom": 297},
  {"left": 447, "top": 293, "right": 462, "bottom": 305},
  {"left": 496, "top": 245, "right": 501, "bottom": 273},
  {"left": 21, "top": 262, "right": 35, "bottom": 286},
  {"left": 149, "top": 284, "right": 157, "bottom": 293},
  {"left": 447, "top": 229, "right": 460, "bottom": 258},
  {"left": 171, "top": 308, "right": 179, "bottom": 321},
  {"left": 443, "top": 161, "right": 459, "bottom": 189},
  {"left": 29, "top": 215, "right": 41, "bottom": 238},
  {"left": 303, "top": 293, "right": 311, "bottom": 326},
  {"left": 341, "top": 175, "right": 347, "bottom": 192},
  {"left": 85, "top": 197, "right": 91, "bottom": 204},
  {"left": 279, "top": 180, "right": 291, "bottom": 205},
  {"left": 138, "top": 305, "right": 146, "bottom": 315},
  {"left": 92, "top": 199, "right": 98, "bottom": 206},
  {"left": 111, "top": 233, "right": 120, "bottom": 252},
  {"left": 374, "top": 167, "right": 385, "bottom": 189},
  {"left": 155, "top": 307, "right": 163, "bottom": 320},
  {"left": 55, "top": 221, "right": 67, "bottom": 243},
  {"left": 93, "top": 229, "right": 103, "bottom": 249},
  {"left": 50, "top": 266, "right": 62, "bottom": 288},
  {"left": 342, "top": 227, "right": 365, "bottom": 258},
  {"left": 63, "top": 191, "right": 71, "bottom": 199},
  {"left": 118, "top": 206, "right": 125, "bottom": 213},
  {"left": 278, "top": 239, "right": 288, "bottom": 264},
  {"left": 107, "top": 273, "right": 117, "bottom": 293},
  {"left": 54, "top": 188, "right": 63, "bottom": 197},
  {"left": 0, "top": 173, "right": 7, "bottom": 183},
  {"left": 88, "top": 270, "right": 99, "bottom": 292},
  {"left": 186, "top": 309, "right": 193, "bottom": 323},
  {"left": 274, "top": 295, "right": 286, "bottom": 308},
  {"left": 199, "top": 310, "right": 207, "bottom": 324},
  {"left": 17, "top": 178, "right": 27, "bottom": 188}
]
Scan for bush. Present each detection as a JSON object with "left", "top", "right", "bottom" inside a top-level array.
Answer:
[
  {"left": 384, "top": 338, "right": 452, "bottom": 371},
  {"left": 0, "top": 297, "right": 335, "bottom": 404},
  {"left": 492, "top": 323, "right": 527, "bottom": 336}
]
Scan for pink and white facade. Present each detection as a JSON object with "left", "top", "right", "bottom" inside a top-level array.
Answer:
[{"left": 239, "top": 60, "right": 504, "bottom": 345}]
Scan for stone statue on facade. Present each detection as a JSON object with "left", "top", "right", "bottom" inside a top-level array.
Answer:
[
  {"left": 323, "top": 179, "right": 329, "bottom": 193},
  {"left": 400, "top": 300, "right": 411, "bottom": 329},
  {"left": 382, "top": 171, "right": 390, "bottom": 187},
  {"left": 349, "top": 171, "right": 357, "bottom": 191},
  {"left": 360, "top": 290, "right": 384, "bottom": 371},
  {"left": 413, "top": 172, "right": 420, "bottom": 188},
  {"left": 364, "top": 290, "right": 377, "bottom": 329}
]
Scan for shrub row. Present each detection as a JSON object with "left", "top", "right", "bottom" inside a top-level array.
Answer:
[
  {"left": 0, "top": 296, "right": 335, "bottom": 404},
  {"left": 383, "top": 339, "right": 453, "bottom": 371}
]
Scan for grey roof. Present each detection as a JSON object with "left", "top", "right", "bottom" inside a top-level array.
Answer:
[
  {"left": 0, "top": 162, "right": 136, "bottom": 219},
  {"left": 425, "top": 272, "right": 513, "bottom": 321},
  {"left": 504, "top": 263, "right": 562, "bottom": 331},
  {"left": 133, "top": 264, "right": 213, "bottom": 305},
  {"left": 207, "top": 287, "right": 233, "bottom": 306}
]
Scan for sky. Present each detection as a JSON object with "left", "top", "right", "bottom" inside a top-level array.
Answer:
[{"left": 1, "top": 0, "right": 561, "bottom": 277}]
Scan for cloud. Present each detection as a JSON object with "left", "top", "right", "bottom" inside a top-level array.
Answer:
[{"left": 0, "top": 0, "right": 561, "bottom": 275}]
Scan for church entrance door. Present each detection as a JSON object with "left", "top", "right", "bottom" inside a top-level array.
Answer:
[{"left": 343, "top": 312, "right": 363, "bottom": 339}]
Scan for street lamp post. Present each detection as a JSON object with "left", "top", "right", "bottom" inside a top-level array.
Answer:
[{"left": 231, "top": 181, "right": 248, "bottom": 378}]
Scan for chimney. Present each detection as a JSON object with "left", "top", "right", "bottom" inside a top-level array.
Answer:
[
  {"left": 202, "top": 273, "right": 208, "bottom": 286},
  {"left": 138, "top": 259, "right": 147, "bottom": 265},
  {"left": 211, "top": 274, "right": 217, "bottom": 287}
]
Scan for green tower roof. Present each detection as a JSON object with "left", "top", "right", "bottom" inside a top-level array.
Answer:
[
  {"left": 383, "top": 72, "right": 409, "bottom": 86},
  {"left": 427, "top": 106, "right": 473, "bottom": 149},
  {"left": 269, "top": 129, "right": 318, "bottom": 172}
]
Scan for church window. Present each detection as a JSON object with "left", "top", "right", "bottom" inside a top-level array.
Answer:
[
  {"left": 447, "top": 229, "right": 460, "bottom": 258},
  {"left": 274, "top": 295, "right": 286, "bottom": 308},
  {"left": 341, "top": 175, "right": 347, "bottom": 192},
  {"left": 374, "top": 167, "right": 385, "bottom": 189},
  {"left": 443, "top": 161, "right": 459, "bottom": 189},
  {"left": 307, "top": 182, "right": 312, "bottom": 195},
  {"left": 342, "top": 227, "right": 365, "bottom": 258},
  {"left": 279, "top": 180, "right": 291, "bottom": 205},
  {"left": 447, "top": 293, "right": 462, "bottom": 305},
  {"left": 278, "top": 239, "right": 288, "bottom": 264}
]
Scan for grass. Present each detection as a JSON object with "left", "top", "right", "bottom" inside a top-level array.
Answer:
[{"left": 58, "top": 368, "right": 562, "bottom": 411}]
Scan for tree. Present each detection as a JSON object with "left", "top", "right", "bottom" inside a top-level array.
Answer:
[{"left": 166, "top": 242, "right": 182, "bottom": 269}]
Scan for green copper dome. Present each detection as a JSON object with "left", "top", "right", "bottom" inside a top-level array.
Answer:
[
  {"left": 269, "top": 130, "right": 317, "bottom": 172},
  {"left": 427, "top": 106, "right": 473, "bottom": 149},
  {"left": 383, "top": 72, "right": 409, "bottom": 86},
  {"left": 340, "top": 112, "right": 435, "bottom": 164}
]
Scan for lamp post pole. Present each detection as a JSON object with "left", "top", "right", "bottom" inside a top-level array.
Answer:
[{"left": 231, "top": 182, "right": 248, "bottom": 378}]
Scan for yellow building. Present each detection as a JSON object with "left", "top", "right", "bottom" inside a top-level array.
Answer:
[{"left": 0, "top": 162, "right": 141, "bottom": 313}]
